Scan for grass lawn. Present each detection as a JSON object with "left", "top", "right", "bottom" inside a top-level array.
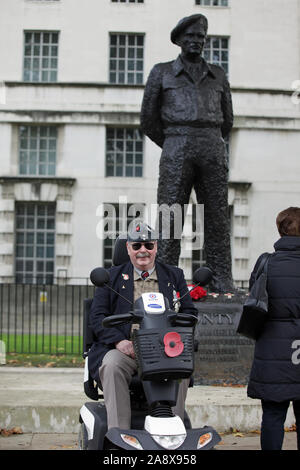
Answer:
[{"left": 0, "top": 333, "right": 82, "bottom": 355}]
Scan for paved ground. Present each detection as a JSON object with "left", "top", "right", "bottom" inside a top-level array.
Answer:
[
  {"left": 0, "top": 367, "right": 298, "bottom": 452},
  {"left": 0, "top": 431, "right": 298, "bottom": 451},
  {"left": 2, "top": 366, "right": 297, "bottom": 434}
]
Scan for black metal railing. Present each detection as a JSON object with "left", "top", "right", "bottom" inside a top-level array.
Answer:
[{"left": 0, "top": 279, "right": 95, "bottom": 355}]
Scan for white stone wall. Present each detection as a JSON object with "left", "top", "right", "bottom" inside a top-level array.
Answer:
[
  {"left": 1, "top": 0, "right": 299, "bottom": 87},
  {"left": 0, "top": 0, "right": 299, "bottom": 284}
]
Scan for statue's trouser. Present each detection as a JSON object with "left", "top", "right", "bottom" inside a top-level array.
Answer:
[{"left": 156, "top": 128, "right": 233, "bottom": 291}]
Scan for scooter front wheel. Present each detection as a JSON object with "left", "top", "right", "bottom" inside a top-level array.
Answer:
[{"left": 103, "top": 437, "right": 121, "bottom": 450}]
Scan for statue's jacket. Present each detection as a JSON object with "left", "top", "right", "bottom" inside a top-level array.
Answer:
[{"left": 141, "top": 55, "right": 233, "bottom": 148}]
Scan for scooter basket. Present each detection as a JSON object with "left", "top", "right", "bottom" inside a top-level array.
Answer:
[{"left": 132, "top": 327, "right": 194, "bottom": 381}]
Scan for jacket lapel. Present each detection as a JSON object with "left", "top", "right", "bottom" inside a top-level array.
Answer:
[
  {"left": 156, "top": 262, "right": 175, "bottom": 308},
  {"left": 116, "top": 261, "right": 134, "bottom": 313}
]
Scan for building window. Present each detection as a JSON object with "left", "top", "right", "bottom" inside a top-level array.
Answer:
[
  {"left": 234, "top": 215, "right": 248, "bottom": 227},
  {"left": 23, "top": 31, "right": 59, "bottom": 82},
  {"left": 106, "top": 128, "right": 143, "bottom": 177},
  {"left": 235, "top": 237, "right": 249, "bottom": 249},
  {"left": 235, "top": 258, "right": 248, "bottom": 270},
  {"left": 103, "top": 202, "right": 144, "bottom": 268},
  {"left": 111, "top": 0, "right": 144, "bottom": 2},
  {"left": 109, "top": 33, "right": 144, "bottom": 85},
  {"left": 204, "top": 37, "right": 229, "bottom": 75},
  {"left": 192, "top": 247, "right": 206, "bottom": 274},
  {"left": 191, "top": 204, "right": 206, "bottom": 272},
  {"left": 19, "top": 126, "right": 57, "bottom": 176},
  {"left": 15, "top": 203, "right": 55, "bottom": 284},
  {"left": 196, "top": 0, "right": 228, "bottom": 6}
]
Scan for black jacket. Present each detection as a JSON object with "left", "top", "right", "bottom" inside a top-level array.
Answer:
[
  {"left": 88, "top": 261, "right": 198, "bottom": 381},
  {"left": 247, "top": 236, "right": 300, "bottom": 402},
  {"left": 140, "top": 55, "right": 233, "bottom": 148}
]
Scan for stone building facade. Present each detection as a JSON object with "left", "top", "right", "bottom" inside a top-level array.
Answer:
[{"left": 0, "top": 0, "right": 299, "bottom": 286}]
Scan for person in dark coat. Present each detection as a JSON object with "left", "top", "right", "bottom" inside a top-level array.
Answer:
[
  {"left": 88, "top": 222, "right": 198, "bottom": 430},
  {"left": 247, "top": 207, "right": 300, "bottom": 450}
]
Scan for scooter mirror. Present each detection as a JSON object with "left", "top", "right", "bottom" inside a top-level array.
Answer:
[
  {"left": 90, "top": 267, "right": 110, "bottom": 287},
  {"left": 193, "top": 267, "right": 213, "bottom": 286}
]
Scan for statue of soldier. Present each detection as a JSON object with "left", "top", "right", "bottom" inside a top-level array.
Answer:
[{"left": 141, "top": 14, "right": 235, "bottom": 293}]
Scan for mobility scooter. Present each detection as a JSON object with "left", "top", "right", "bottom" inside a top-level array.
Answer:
[{"left": 78, "top": 238, "right": 221, "bottom": 451}]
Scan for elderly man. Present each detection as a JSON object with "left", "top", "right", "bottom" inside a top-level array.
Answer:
[
  {"left": 141, "top": 14, "right": 234, "bottom": 293},
  {"left": 88, "top": 222, "right": 197, "bottom": 430}
]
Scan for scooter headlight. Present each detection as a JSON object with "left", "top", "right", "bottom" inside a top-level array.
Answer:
[
  {"left": 197, "top": 432, "right": 212, "bottom": 449},
  {"left": 152, "top": 434, "right": 186, "bottom": 450},
  {"left": 121, "top": 433, "right": 143, "bottom": 450}
]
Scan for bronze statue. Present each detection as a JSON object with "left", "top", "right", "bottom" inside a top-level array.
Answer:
[{"left": 141, "top": 14, "right": 235, "bottom": 293}]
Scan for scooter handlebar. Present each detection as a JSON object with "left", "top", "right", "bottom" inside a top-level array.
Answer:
[
  {"left": 102, "top": 311, "right": 144, "bottom": 328},
  {"left": 102, "top": 313, "right": 134, "bottom": 328},
  {"left": 172, "top": 313, "right": 198, "bottom": 327},
  {"left": 102, "top": 311, "right": 198, "bottom": 329}
]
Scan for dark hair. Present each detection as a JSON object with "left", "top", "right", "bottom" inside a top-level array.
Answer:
[{"left": 276, "top": 207, "right": 300, "bottom": 236}]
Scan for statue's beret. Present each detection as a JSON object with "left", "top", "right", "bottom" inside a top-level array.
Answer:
[{"left": 170, "top": 14, "right": 208, "bottom": 45}]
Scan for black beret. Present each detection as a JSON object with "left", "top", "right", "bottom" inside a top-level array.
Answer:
[
  {"left": 171, "top": 14, "right": 208, "bottom": 45},
  {"left": 127, "top": 221, "right": 158, "bottom": 242}
]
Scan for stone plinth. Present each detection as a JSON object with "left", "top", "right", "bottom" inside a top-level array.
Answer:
[{"left": 193, "top": 293, "right": 253, "bottom": 385}]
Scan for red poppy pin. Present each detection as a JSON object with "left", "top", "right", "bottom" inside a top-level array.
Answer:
[
  {"left": 163, "top": 332, "right": 184, "bottom": 357},
  {"left": 187, "top": 284, "right": 207, "bottom": 300}
]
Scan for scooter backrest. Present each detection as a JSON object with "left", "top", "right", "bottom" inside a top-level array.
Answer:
[
  {"left": 112, "top": 235, "right": 130, "bottom": 266},
  {"left": 82, "top": 298, "right": 97, "bottom": 356}
]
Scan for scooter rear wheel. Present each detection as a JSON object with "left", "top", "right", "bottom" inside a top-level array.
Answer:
[{"left": 78, "top": 423, "right": 88, "bottom": 450}]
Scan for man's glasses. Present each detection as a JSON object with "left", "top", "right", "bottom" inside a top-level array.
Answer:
[{"left": 130, "top": 242, "right": 156, "bottom": 251}]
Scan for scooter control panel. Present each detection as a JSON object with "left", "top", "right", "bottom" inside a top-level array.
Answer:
[{"left": 142, "top": 292, "right": 166, "bottom": 314}]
